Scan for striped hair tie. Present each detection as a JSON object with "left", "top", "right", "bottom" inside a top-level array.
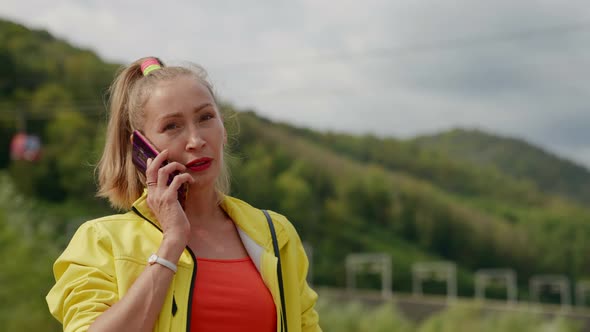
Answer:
[{"left": 140, "top": 58, "right": 162, "bottom": 76}]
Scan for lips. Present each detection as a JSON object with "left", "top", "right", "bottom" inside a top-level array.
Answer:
[{"left": 186, "top": 157, "right": 213, "bottom": 172}]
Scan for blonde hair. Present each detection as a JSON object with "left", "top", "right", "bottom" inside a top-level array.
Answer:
[{"left": 96, "top": 57, "right": 231, "bottom": 210}]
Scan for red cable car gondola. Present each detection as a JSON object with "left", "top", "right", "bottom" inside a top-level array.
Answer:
[{"left": 10, "top": 132, "right": 42, "bottom": 161}]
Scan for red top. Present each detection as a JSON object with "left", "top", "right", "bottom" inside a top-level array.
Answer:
[{"left": 190, "top": 256, "right": 277, "bottom": 332}]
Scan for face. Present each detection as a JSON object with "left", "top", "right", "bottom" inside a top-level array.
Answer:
[{"left": 141, "top": 75, "right": 226, "bottom": 190}]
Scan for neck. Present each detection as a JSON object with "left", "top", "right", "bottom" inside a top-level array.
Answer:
[{"left": 183, "top": 185, "right": 224, "bottom": 227}]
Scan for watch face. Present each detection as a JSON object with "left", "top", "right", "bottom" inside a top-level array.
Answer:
[{"left": 148, "top": 254, "right": 158, "bottom": 264}]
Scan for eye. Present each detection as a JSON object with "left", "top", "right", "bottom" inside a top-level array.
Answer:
[
  {"left": 200, "top": 112, "right": 214, "bottom": 122},
  {"left": 163, "top": 122, "right": 179, "bottom": 131}
]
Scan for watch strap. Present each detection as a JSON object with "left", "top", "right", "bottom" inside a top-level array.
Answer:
[{"left": 148, "top": 254, "right": 178, "bottom": 273}]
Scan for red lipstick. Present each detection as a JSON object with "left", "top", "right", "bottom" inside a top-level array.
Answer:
[{"left": 186, "top": 157, "right": 213, "bottom": 172}]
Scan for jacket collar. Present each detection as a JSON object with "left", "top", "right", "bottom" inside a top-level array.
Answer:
[{"left": 131, "top": 190, "right": 289, "bottom": 251}]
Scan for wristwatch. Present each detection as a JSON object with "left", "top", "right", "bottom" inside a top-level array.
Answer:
[{"left": 147, "top": 254, "right": 178, "bottom": 273}]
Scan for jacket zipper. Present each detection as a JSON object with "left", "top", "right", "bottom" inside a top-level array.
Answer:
[
  {"left": 131, "top": 207, "right": 198, "bottom": 332},
  {"left": 184, "top": 247, "right": 197, "bottom": 332}
]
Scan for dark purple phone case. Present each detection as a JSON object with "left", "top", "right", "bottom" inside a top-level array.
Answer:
[{"left": 131, "top": 130, "right": 187, "bottom": 208}]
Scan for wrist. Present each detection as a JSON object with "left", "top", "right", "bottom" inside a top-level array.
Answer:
[
  {"left": 163, "top": 227, "right": 189, "bottom": 246},
  {"left": 158, "top": 235, "right": 186, "bottom": 263}
]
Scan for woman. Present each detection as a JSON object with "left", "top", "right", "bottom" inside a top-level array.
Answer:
[{"left": 46, "top": 57, "right": 321, "bottom": 332}]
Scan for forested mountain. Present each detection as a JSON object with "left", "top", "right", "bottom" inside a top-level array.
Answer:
[
  {"left": 412, "top": 128, "right": 590, "bottom": 204},
  {"left": 0, "top": 18, "right": 118, "bottom": 191},
  {"left": 233, "top": 112, "right": 590, "bottom": 286},
  {"left": 1, "top": 17, "right": 589, "bottom": 330}
]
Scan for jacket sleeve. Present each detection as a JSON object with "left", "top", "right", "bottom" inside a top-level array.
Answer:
[
  {"left": 46, "top": 222, "right": 118, "bottom": 332},
  {"left": 297, "top": 243, "right": 322, "bottom": 332},
  {"left": 283, "top": 219, "right": 321, "bottom": 332}
]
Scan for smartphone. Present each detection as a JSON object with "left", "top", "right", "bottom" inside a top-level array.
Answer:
[{"left": 131, "top": 130, "right": 188, "bottom": 209}]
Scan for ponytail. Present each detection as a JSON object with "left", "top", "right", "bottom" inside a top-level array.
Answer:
[{"left": 96, "top": 58, "right": 155, "bottom": 210}]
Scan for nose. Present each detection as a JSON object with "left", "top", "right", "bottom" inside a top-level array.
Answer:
[{"left": 186, "top": 128, "right": 206, "bottom": 151}]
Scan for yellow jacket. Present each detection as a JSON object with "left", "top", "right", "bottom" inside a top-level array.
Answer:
[{"left": 46, "top": 192, "right": 321, "bottom": 332}]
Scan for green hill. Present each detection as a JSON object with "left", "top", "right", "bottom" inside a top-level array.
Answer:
[
  {"left": 233, "top": 112, "right": 590, "bottom": 284},
  {"left": 0, "top": 18, "right": 119, "bottom": 202},
  {"left": 0, "top": 18, "right": 118, "bottom": 99},
  {"left": 412, "top": 128, "right": 590, "bottom": 204}
]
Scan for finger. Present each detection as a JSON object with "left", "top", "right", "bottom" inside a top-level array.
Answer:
[
  {"left": 157, "top": 162, "right": 188, "bottom": 188},
  {"left": 167, "top": 173, "right": 194, "bottom": 193},
  {"left": 154, "top": 174, "right": 192, "bottom": 209},
  {"left": 145, "top": 158, "right": 156, "bottom": 187},
  {"left": 146, "top": 150, "right": 168, "bottom": 183}
]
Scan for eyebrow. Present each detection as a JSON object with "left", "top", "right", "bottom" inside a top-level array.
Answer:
[{"left": 157, "top": 103, "right": 214, "bottom": 121}]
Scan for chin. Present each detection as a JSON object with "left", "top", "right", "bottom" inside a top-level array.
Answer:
[{"left": 190, "top": 173, "right": 218, "bottom": 191}]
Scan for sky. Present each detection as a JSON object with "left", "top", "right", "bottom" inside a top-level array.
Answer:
[{"left": 3, "top": 0, "right": 590, "bottom": 168}]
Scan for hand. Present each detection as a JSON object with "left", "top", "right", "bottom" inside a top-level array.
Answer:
[{"left": 145, "top": 150, "right": 194, "bottom": 256}]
